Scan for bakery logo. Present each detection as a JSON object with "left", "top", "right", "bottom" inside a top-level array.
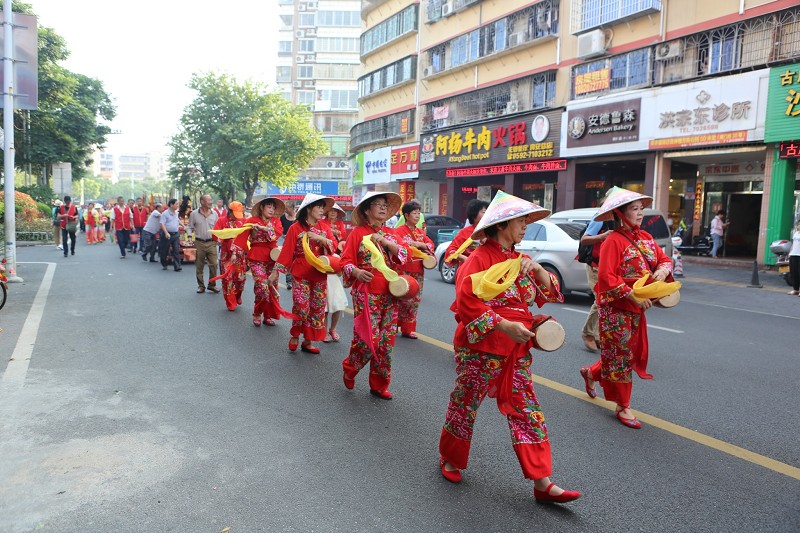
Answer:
[{"left": 568, "top": 116, "right": 586, "bottom": 139}]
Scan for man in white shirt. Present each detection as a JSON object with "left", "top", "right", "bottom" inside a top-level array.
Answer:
[
  {"left": 188, "top": 194, "right": 220, "bottom": 293},
  {"left": 141, "top": 204, "right": 163, "bottom": 262},
  {"left": 710, "top": 210, "right": 730, "bottom": 259}
]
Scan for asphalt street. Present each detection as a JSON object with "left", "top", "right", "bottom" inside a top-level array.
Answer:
[{"left": 0, "top": 243, "right": 798, "bottom": 532}]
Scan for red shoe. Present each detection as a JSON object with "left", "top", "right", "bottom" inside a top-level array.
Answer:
[
  {"left": 615, "top": 411, "right": 642, "bottom": 429},
  {"left": 288, "top": 338, "right": 299, "bottom": 352},
  {"left": 342, "top": 364, "right": 356, "bottom": 390},
  {"left": 439, "top": 459, "right": 462, "bottom": 483},
  {"left": 236, "top": 294, "right": 242, "bottom": 305},
  {"left": 401, "top": 332, "right": 418, "bottom": 339},
  {"left": 252, "top": 316, "right": 262, "bottom": 327},
  {"left": 579, "top": 367, "right": 597, "bottom": 399},
  {"left": 263, "top": 318, "right": 275, "bottom": 326},
  {"left": 301, "top": 342, "right": 320, "bottom": 354},
  {"left": 534, "top": 483, "right": 581, "bottom": 503},
  {"left": 369, "top": 389, "right": 393, "bottom": 400}
]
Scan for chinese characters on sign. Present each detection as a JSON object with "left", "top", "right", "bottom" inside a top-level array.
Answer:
[
  {"left": 445, "top": 160, "right": 567, "bottom": 178},
  {"left": 764, "top": 63, "right": 799, "bottom": 143},
  {"left": 390, "top": 145, "right": 419, "bottom": 175},
  {"left": 574, "top": 68, "right": 611, "bottom": 96},
  {"left": 566, "top": 99, "right": 641, "bottom": 148},
  {"left": 780, "top": 69, "right": 800, "bottom": 117},
  {"left": 778, "top": 141, "right": 800, "bottom": 159}
]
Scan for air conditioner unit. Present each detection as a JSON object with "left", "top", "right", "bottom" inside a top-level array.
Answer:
[
  {"left": 441, "top": 2, "right": 454, "bottom": 17},
  {"left": 655, "top": 40, "right": 684, "bottom": 61},
  {"left": 292, "top": 80, "right": 302, "bottom": 88},
  {"left": 296, "top": 56, "right": 305, "bottom": 63},
  {"left": 508, "top": 32, "right": 526, "bottom": 48},
  {"left": 338, "top": 161, "right": 348, "bottom": 168},
  {"left": 326, "top": 161, "right": 335, "bottom": 168},
  {"left": 307, "top": 1, "right": 318, "bottom": 9},
  {"left": 298, "top": 4, "right": 306, "bottom": 12},
  {"left": 306, "top": 28, "right": 316, "bottom": 36},
  {"left": 306, "top": 56, "right": 316, "bottom": 63},
  {"left": 423, "top": 65, "right": 435, "bottom": 77},
  {"left": 296, "top": 30, "right": 305, "bottom": 38},
  {"left": 576, "top": 29, "right": 607, "bottom": 59},
  {"left": 505, "top": 100, "right": 519, "bottom": 114}
]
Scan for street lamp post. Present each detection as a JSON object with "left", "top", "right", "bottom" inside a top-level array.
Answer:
[{"left": 2, "top": 1, "right": 22, "bottom": 282}]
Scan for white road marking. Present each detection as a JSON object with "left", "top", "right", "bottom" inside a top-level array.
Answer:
[
  {"left": 677, "top": 300, "right": 800, "bottom": 321},
  {"left": 561, "top": 306, "right": 685, "bottom": 333}
]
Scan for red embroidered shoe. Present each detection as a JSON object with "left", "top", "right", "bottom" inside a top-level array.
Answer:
[
  {"left": 301, "top": 342, "right": 320, "bottom": 354},
  {"left": 342, "top": 365, "right": 356, "bottom": 390},
  {"left": 288, "top": 338, "right": 299, "bottom": 352},
  {"left": 439, "top": 460, "right": 462, "bottom": 483},
  {"left": 579, "top": 367, "right": 597, "bottom": 399},
  {"left": 534, "top": 483, "right": 581, "bottom": 503},
  {"left": 252, "top": 315, "right": 262, "bottom": 327},
  {"left": 616, "top": 411, "right": 642, "bottom": 429},
  {"left": 369, "top": 389, "right": 393, "bottom": 400},
  {"left": 401, "top": 332, "right": 418, "bottom": 339},
  {"left": 263, "top": 318, "right": 275, "bottom": 326}
]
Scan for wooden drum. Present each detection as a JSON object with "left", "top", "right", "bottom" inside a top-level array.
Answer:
[
  {"left": 531, "top": 316, "right": 565, "bottom": 352},
  {"left": 319, "top": 254, "right": 342, "bottom": 274},
  {"left": 422, "top": 255, "right": 437, "bottom": 270},
  {"left": 653, "top": 290, "right": 680, "bottom": 308},
  {"left": 389, "top": 274, "right": 420, "bottom": 300},
  {"left": 270, "top": 246, "right": 281, "bottom": 261}
]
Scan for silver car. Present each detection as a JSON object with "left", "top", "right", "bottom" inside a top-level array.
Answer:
[{"left": 433, "top": 219, "right": 590, "bottom": 295}]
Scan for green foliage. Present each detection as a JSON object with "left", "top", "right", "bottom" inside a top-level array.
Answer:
[
  {"left": 169, "top": 72, "right": 327, "bottom": 205},
  {"left": 36, "top": 202, "right": 52, "bottom": 218},
  {"left": 17, "top": 184, "right": 56, "bottom": 204}
]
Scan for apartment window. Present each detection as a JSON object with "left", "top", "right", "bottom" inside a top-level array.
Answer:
[
  {"left": 317, "top": 37, "right": 359, "bottom": 53},
  {"left": 358, "top": 56, "right": 417, "bottom": 98},
  {"left": 299, "top": 40, "right": 315, "bottom": 53},
  {"left": 572, "top": 49, "right": 651, "bottom": 97},
  {"left": 317, "top": 90, "right": 358, "bottom": 111},
  {"left": 361, "top": 4, "right": 418, "bottom": 57},
  {"left": 298, "top": 66, "right": 314, "bottom": 79},
  {"left": 351, "top": 109, "right": 415, "bottom": 151},
  {"left": 276, "top": 66, "right": 292, "bottom": 82},
  {"left": 317, "top": 10, "right": 360, "bottom": 26},
  {"left": 298, "top": 13, "right": 316, "bottom": 27},
  {"left": 314, "top": 63, "right": 359, "bottom": 80},
  {"left": 426, "top": 0, "right": 485, "bottom": 23},
  {"left": 278, "top": 41, "right": 292, "bottom": 55},
  {"left": 297, "top": 91, "right": 315, "bottom": 105},
  {"left": 323, "top": 137, "right": 349, "bottom": 156},
  {"left": 573, "top": 0, "right": 661, "bottom": 34}
]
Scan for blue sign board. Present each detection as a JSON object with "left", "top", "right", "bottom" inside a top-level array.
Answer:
[{"left": 261, "top": 181, "right": 340, "bottom": 196}]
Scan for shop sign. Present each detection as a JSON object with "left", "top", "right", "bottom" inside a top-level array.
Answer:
[
  {"left": 648, "top": 73, "right": 761, "bottom": 149},
  {"left": 693, "top": 182, "right": 703, "bottom": 221},
  {"left": 574, "top": 68, "right": 610, "bottom": 96},
  {"left": 420, "top": 110, "right": 562, "bottom": 171},
  {"left": 258, "top": 180, "right": 340, "bottom": 197},
  {"left": 566, "top": 99, "right": 640, "bottom": 147},
  {"left": 701, "top": 161, "right": 765, "bottom": 175},
  {"left": 351, "top": 153, "right": 364, "bottom": 186},
  {"left": 445, "top": 160, "right": 567, "bottom": 178},
  {"left": 398, "top": 180, "right": 416, "bottom": 202},
  {"left": 390, "top": 143, "right": 419, "bottom": 181},
  {"left": 778, "top": 140, "right": 800, "bottom": 159},
  {"left": 765, "top": 62, "right": 800, "bottom": 143},
  {"left": 362, "top": 147, "right": 391, "bottom": 185}
]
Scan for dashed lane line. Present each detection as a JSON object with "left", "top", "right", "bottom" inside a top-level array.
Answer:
[{"left": 561, "top": 306, "right": 685, "bottom": 333}]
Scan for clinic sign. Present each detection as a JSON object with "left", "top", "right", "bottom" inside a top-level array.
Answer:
[
  {"left": 420, "top": 110, "right": 562, "bottom": 171},
  {"left": 765, "top": 62, "right": 800, "bottom": 143}
]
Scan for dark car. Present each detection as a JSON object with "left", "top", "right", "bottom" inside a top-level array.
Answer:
[{"left": 423, "top": 214, "right": 462, "bottom": 247}]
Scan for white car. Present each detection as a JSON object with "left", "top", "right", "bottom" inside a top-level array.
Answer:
[{"left": 434, "top": 219, "right": 591, "bottom": 295}]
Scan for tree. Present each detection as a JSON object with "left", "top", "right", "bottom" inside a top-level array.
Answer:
[
  {"left": 169, "top": 72, "right": 327, "bottom": 205},
  {"left": 0, "top": 2, "right": 116, "bottom": 183}
]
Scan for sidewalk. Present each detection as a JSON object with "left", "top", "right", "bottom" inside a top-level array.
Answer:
[{"left": 679, "top": 255, "right": 788, "bottom": 293}]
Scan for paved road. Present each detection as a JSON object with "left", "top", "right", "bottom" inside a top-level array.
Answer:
[{"left": 1, "top": 243, "right": 798, "bottom": 532}]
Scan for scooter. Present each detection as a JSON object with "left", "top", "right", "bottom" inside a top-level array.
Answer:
[
  {"left": 674, "top": 224, "right": 713, "bottom": 256},
  {"left": 770, "top": 240, "right": 793, "bottom": 287}
]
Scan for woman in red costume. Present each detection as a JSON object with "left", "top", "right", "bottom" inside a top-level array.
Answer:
[
  {"left": 579, "top": 187, "right": 673, "bottom": 429},
  {"left": 394, "top": 199, "right": 434, "bottom": 339},
  {"left": 84, "top": 202, "right": 97, "bottom": 244},
  {"left": 443, "top": 199, "right": 489, "bottom": 266},
  {"left": 340, "top": 192, "right": 407, "bottom": 400},
  {"left": 270, "top": 193, "right": 336, "bottom": 354},
  {"left": 245, "top": 197, "right": 285, "bottom": 327},
  {"left": 211, "top": 201, "right": 248, "bottom": 311},
  {"left": 438, "top": 191, "right": 581, "bottom": 504},
  {"left": 323, "top": 203, "right": 348, "bottom": 342}
]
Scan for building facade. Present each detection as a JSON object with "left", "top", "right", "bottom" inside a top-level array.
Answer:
[{"left": 351, "top": 0, "right": 800, "bottom": 263}]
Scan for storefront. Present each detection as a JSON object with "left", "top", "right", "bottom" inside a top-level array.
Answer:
[{"left": 418, "top": 109, "right": 565, "bottom": 220}]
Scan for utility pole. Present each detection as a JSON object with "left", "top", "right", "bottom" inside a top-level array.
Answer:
[{"left": 2, "top": 0, "right": 22, "bottom": 282}]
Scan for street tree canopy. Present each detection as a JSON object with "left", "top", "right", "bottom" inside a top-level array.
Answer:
[{"left": 168, "top": 72, "right": 326, "bottom": 205}]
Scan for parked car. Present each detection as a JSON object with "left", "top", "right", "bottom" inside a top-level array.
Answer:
[
  {"left": 548, "top": 207, "right": 673, "bottom": 257},
  {"left": 434, "top": 219, "right": 591, "bottom": 294},
  {"left": 423, "top": 214, "right": 463, "bottom": 247}
]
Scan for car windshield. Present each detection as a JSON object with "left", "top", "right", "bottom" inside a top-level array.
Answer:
[
  {"left": 642, "top": 215, "right": 669, "bottom": 239},
  {"left": 554, "top": 222, "right": 585, "bottom": 240}
]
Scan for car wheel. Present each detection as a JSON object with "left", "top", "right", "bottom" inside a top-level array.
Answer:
[
  {"left": 440, "top": 258, "right": 457, "bottom": 284},
  {"left": 542, "top": 264, "right": 564, "bottom": 293}
]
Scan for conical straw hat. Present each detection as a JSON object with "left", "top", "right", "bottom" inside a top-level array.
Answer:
[
  {"left": 593, "top": 186, "right": 652, "bottom": 222},
  {"left": 471, "top": 191, "right": 551, "bottom": 240},
  {"left": 296, "top": 193, "right": 334, "bottom": 218},
  {"left": 351, "top": 191, "right": 402, "bottom": 226},
  {"left": 251, "top": 196, "right": 286, "bottom": 219}
]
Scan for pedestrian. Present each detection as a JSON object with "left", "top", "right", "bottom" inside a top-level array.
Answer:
[
  {"left": 270, "top": 193, "right": 336, "bottom": 354},
  {"left": 211, "top": 202, "right": 249, "bottom": 311},
  {"left": 103, "top": 204, "right": 111, "bottom": 242},
  {"left": 322, "top": 203, "right": 348, "bottom": 342},
  {"left": 52, "top": 199, "right": 63, "bottom": 250},
  {"left": 339, "top": 191, "right": 407, "bottom": 400},
  {"left": 437, "top": 191, "right": 580, "bottom": 504},
  {"left": 279, "top": 201, "right": 297, "bottom": 291},
  {"left": 131, "top": 198, "right": 149, "bottom": 254},
  {"left": 213, "top": 199, "right": 226, "bottom": 219},
  {"left": 188, "top": 194, "right": 220, "bottom": 294},
  {"left": 245, "top": 196, "right": 284, "bottom": 326},
  {"left": 178, "top": 195, "right": 192, "bottom": 222},
  {"left": 111, "top": 196, "right": 133, "bottom": 258},
  {"left": 57, "top": 195, "right": 79, "bottom": 257},
  {"left": 788, "top": 220, "right": 800, "bottom": 296},
  {"left": 579, "top": 187, "right": 674, "bottom": 429},
  {"left": 394, "top": 199, "right": 434, "bottom": 339},
  {"left": 84, "top": 201, "right": 97, "bottom": 245},
  {"left": 141, "top": 203, "right": 163, "bottom": 262},
  {"left": 710, "top": 209, "right": 730, "bottom": 258},
  {"left": 160, "top": 198, "right": 183, "bottom": 272},
  {"left": 444, "top": 199, "right": 489, "bottom": 266}
]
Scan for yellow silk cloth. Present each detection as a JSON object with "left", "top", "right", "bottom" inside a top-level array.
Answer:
[
  {"left": 446, "top": 238, "right": 473, "bottom": 263},
  {"left": 631, "top": 272, "right": 682, "bottom": 301},
  {"left": 410, "top": 246, "right": 433, "bottom": 260},
  {"left": 361, "top": 235, "right": 399, "bottom": 282},
  {"left": 210, "top": 223, "right": 254, "bottom": 240},
  {"left": 303, "top": 233, "right": 333, "bottom": 273},
  {"left": 469, "top": 256, "right": 522, "bottom": 301}
]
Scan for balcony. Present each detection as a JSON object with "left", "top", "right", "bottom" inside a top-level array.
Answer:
[{"left": 570, "top": 0, "right": 661, "bottom": 35}]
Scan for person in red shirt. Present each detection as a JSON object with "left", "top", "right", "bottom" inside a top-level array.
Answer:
[
  {"left": 130, "top": 198, "right": 149, "bottom": 254},
  {"left": 269, "top": 193, "right": 336, "bottom": 354},
  {"left": 211, "top": 202, "right": 248, "bottom": 311},
  {"left": 84, "top": 201, "right": 97, "bottom": 244},
  {"left": 437, "top": 191, "right": 580, "bottom": 504},
  {"left": 111, "top": 196, "right": 133, "bottom": 258},
  {"left": 245, "top": 197, "right": 285, "bottom": 327},
  {"left": 57, "top": 196, "right": 79, "bottom": 257},
  {"left": 394, "top": 199, "right": 434, "bottom": 339},
  {"left": 444, "top": 199, "right": 489, "bottom": 266},
  {"left": 339, "top": 192, "right": 408, "bottom": 400}
]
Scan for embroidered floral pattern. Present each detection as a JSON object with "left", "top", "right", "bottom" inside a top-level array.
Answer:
[
  {"left": 248, "top": 258, "right": 276, "bottom": 316},
  {"left": 397, "top": 270, "right": 425, "bottom": 334},
  {"left": 598, "top": 305, "right": 640, "bottom": 383},
  {"left": 346, "top": 291, "right": 398, "bottom": 390},
  {"left": 291, "top": 278, "right": 327, "bottom": 341}
]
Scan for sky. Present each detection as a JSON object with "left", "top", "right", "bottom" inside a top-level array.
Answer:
[{"left": 29, "top": 0, "right": 280, "bottom": 156}]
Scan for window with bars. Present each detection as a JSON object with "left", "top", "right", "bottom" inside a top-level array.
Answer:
[
  {"left": 421, "top": 1, "right": 558, "bottom": 76},
  {"left": 360, "top": 4, "right": 418, "bottom": 57},
  {"left": 572, "top": 49, "right": 652, "bottom": 98},
  {"left": 358, "top": 56, "right": 417, "bottom": 99},
  {"left": 571, "top": 0, "right": 661, "bottom": 34},
  {"left": 317, "top": 37, "right": 359, "bottom": 53},
  {"left": 426, "top": 0, "right": 484, "bottom": 23},
  {"left": 351, "top": 109, "right": 415, "bottom": 151},
  {"left": 420, "top": 71, "right": 557, "bottom": 132}
]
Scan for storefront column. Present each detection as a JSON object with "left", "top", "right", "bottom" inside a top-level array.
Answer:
[
  {"left": 557, "top": 163, "right": 575, "bottom": 211},
  {"left": 504, "top": 174, "right": 516, "bottom": 195},
  {"left": 764, "top": 146, "right": 797, "bottom": 265},
  {"left": 653, "top": 154, "right": 671, "bottom": 215},
  {"left": 644, "top": 153, "right": 656, "bottom": 197}
]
